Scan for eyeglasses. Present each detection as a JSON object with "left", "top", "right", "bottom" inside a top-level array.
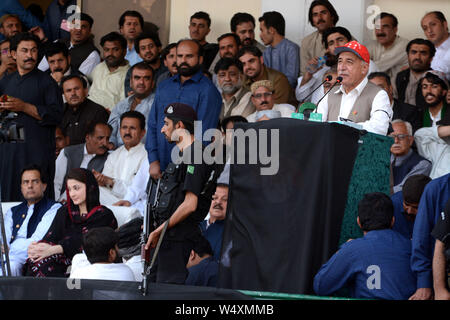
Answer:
[
  {"left": 252, "top": 92, "right": 273, "bottom": 99},
  {"left": 1, "top": 48, "right": 9, "bottom": 55},
  {"left": 389, "top": 134, "right": 410, "bottom": 140}
]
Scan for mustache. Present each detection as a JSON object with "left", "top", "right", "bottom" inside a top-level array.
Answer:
[
  {"left": 123, "top": 134, "right": 132, "bottom": 138},
  {"left": 317, "top": 19, "right": 326, "bottom": 24},
  {"left": 213, "top": 204, "right": 223, "bottom": 210},
  {"left": 376, "top": 33, "right": 387, "bottom": 37},
  {"left": 54, "top": 68, "right": 64, "bottom": 73},
  {"left": 260, "top": 101, "right": 269, "bottom": 105},
  {"left": 24, "top": 58, "right": 35, "bottom": 63}
]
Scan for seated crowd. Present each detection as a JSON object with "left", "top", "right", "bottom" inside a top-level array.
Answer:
[{"left": 0, "top": 0, "right": 449, "bottom": 300}]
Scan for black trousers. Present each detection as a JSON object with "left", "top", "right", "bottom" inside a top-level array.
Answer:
[{"left": 148, "top": 223, "right": 201, "bottom": 284}]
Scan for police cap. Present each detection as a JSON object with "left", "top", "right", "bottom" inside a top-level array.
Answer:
[{"left": 164, "top": 103, "right": 198, "bottom": 122}]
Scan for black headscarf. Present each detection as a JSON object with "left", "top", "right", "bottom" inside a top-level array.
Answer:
[{"left": 65, "top": 168, "right": 101, "bottom": 221}]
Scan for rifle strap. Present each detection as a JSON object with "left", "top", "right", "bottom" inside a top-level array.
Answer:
[{"left": 147, "top": 219, "right": 169, "bottom": 274}]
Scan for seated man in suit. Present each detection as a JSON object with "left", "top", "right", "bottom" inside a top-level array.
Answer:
[
  {"left": 1, "top": 164, "right": 60, "bottom": 276},
  {"left": 54, "top": 121, "right": 111, "bottom": 201},
  {"left": 389, "top": 119, "right": 431, "bottom": 193}
]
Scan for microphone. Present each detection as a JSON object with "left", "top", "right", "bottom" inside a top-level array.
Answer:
[
  {"left": 314, "top": 76, "right": 343, "bottom": 113},
  {"left": 296, "top": 74, "right": 333, "bottom": 112}
]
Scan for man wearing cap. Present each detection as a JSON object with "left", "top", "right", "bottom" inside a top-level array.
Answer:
[
  {"left": 317, "top": 40, "right": 392, "bottom": 135},
  {"left": 246, "top": 80, "right": 295, "bottom": 122},
  {"left": 296, "top": 26, "right": 379, "bottom": 105},
  {"left": 144, "top": 102, "right": 216, "bottom": 284},
  {"left": 146, "top": 39, "right": 221, "bottom": 180}
]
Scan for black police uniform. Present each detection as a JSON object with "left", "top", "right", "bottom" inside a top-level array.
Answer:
[
  {"left": 431, "top": 200, "right": 450, "bottom": 288},
  {"left": 150, "top": 139, "right": 215, "bottom": 284}
]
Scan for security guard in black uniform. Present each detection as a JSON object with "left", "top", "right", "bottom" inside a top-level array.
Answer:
[{"left": 144, "top": 102, "right": 217, "bottom": 284}]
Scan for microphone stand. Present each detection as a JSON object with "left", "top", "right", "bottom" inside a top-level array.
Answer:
[
  {"left": 313, "top": 77, "right": 343, "bottom": 113},
  {"left": 296, "top": 75, "right": 332, "bottom": 112}
]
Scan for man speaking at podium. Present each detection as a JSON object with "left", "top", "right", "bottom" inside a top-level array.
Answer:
[{"left": 316, "top": 41, "right": 392, "bottom": 135}]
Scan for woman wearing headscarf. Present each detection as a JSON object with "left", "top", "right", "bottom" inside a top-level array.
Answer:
[{"left": 24, "top": 168, "right": 118, "bottom": 277}]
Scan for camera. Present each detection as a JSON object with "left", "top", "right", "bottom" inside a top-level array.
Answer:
[{"left": 0, "top": 111, "right": 25, "bottom": 143}]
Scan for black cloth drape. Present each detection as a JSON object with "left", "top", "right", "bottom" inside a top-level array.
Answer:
[{"left": 218, "top": 119, "right": 360, "bottom": 295}]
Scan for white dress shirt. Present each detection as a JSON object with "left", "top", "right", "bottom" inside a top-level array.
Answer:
[
  {"left": 414, "top": 126, "right": 450, "bottom": 179},
  {"left": 100, "top": 143, "right": 148, "bottom": 205},
  {"left": 317, "top": 77, "right": 392, "bottom": 135},
  {"left": 123, "top": 159, "right": 149, "bottom": 216},
  {"left": 431, "top": 35, "right": 450, "bottom": 81},
  {"left": 38, "top": 43, "right": 101, "bottom": 76},
  {"left": 70, "top": 262, "right": 136, "bottom": 281}
]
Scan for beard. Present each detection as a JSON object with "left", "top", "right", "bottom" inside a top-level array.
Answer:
[
  {"left": 105, "top": 56, "right": 123, "bottom": 68},
  {"left": 144, "top": 55, "right": 159, "bottom": 65},
  {"left": 177, "top": 63, "right": 201, "bottom": 77},
  {"left": 220, "top": 78, "right": 242, "bottom": 95},
  {"left": 424, "top": 93, "right": 445, "bottom": 108}
]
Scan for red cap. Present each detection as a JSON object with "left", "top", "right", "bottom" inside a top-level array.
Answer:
[{"left": 334, "top": 41, "right": 370, "bottom": 64}]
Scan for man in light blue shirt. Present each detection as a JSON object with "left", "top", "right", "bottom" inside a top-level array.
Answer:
[
  {"left": 119, "top": 10, "right": 143, "bottom": 66},
  {"left": 146, "top": 39, "right": 222, "bottom": 178},
  {"left": 258, "top": 11, "right": 300, "bottom": 88},
  {"left": 108, "top": 61, "right": 155, "bottom": 148},
  {"left": 1, "top": 165, "right": 60, "bottom": 276}
]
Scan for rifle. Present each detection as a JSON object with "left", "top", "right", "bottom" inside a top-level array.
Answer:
[
  {"left": 0, "top": 184, "right": 11, "bottom": 277},
  {"left": 139, "top": 178, "right": 160, "bottom": 295}
]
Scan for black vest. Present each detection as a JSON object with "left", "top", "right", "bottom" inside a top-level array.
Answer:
[
  {"left": 61, "top": 143, "right": 108, "bottom": 193},
  {"left": 393, "top": 151, "right": 429, "bottom": 186},
  {"left": 154, "top": 162, "right": 187, "bottom": 227},
  {"left": 395, "top": 68, "right": 426, "bottom": 107},
  {"left": 60, "top": 38, "right": 100, "bottom": 72},
  {"left": 10, "top": 197, "right": 56, "bottom": 243}
]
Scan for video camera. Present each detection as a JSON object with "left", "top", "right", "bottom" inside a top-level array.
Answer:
[{"left": 0, "top": 95, "right": 25, "bottom": 143}]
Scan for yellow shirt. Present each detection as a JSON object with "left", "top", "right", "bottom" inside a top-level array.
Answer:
[{"left": 88, "top": 61, "right": 130, "bottom": 110}]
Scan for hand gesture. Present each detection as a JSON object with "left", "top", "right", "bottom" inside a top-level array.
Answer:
[{"left": 113, "top": 200, "right": 131, "bottom": 207}]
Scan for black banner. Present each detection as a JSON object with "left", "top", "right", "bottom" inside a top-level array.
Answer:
[{"left": 218, "top": 119, "right": 361, "bottom": 294}]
